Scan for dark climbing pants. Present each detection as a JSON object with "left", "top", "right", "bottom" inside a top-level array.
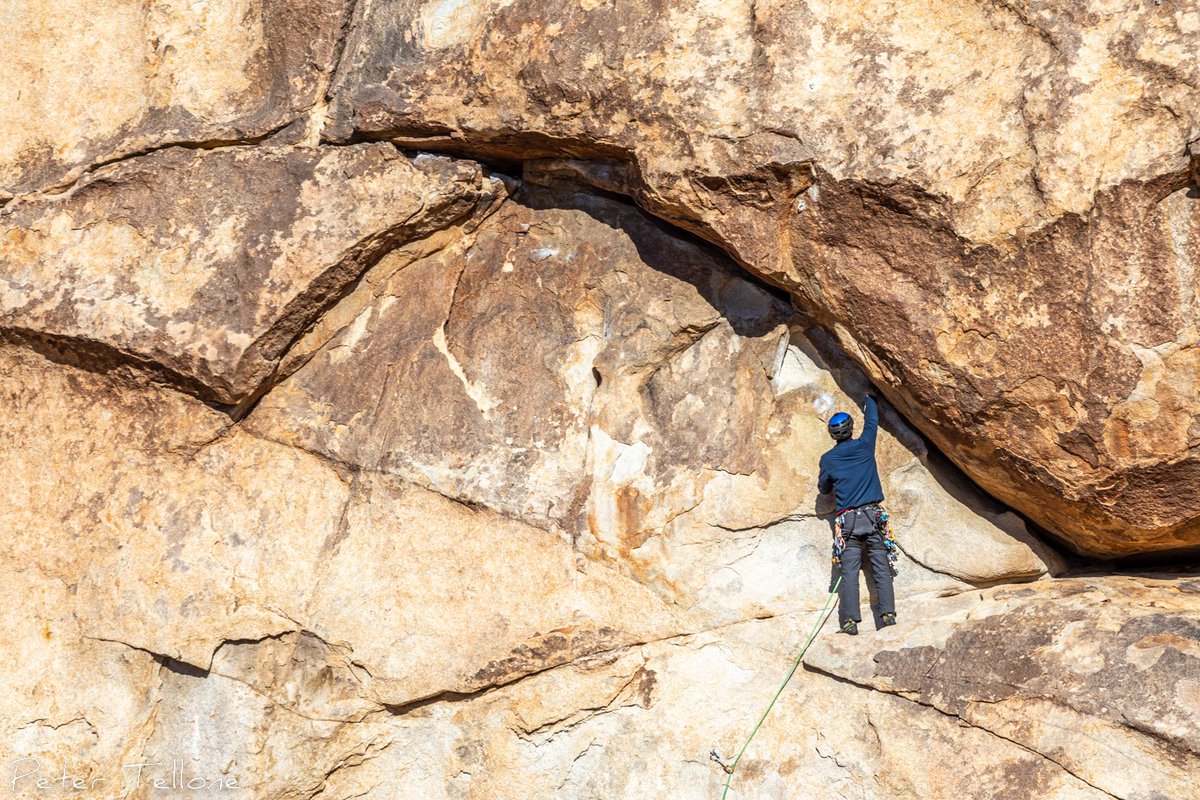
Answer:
[{"left": 838, "top": 531, "right": 896, "bottom": 626}]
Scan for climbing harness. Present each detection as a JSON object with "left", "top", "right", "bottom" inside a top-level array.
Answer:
[
  {"left": 878, "top": 507, "right": 899, "bottom": 576},
  {"left": 710, "top": 575, "right": 842, "bottom": 800},
  {"left": 833, "top": 504, "right": 899, "bottom": 576},
  {"left": 831, "top": 514, "right": 846, "bottom": 568},
  {"left": 711, "top": 506, "right": 900, "bottom": 795}
]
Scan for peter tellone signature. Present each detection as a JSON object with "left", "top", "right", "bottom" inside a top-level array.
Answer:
[{"left": 9, "top": 757, "right": 240, "bottom": 792}]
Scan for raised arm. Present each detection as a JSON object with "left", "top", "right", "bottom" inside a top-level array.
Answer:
[{"left": 860, "top": 395, "right": 879, "bottom": 450}]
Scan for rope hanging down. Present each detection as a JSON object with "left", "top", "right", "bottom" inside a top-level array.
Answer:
[{"left": 710, "top": 576, "right": 842, "bottom": 800}]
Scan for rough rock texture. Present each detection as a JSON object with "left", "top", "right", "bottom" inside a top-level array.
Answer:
[
  {"left": 2, "top": 153, "right": 1094, "bottom": 798},
  {"left": 247, "top": 182, "right": 1059, "bottom": 620},
  {"left": 0, "top": 143, "right": 503, "bottom": 404},
  {"left": 807, "top": 576, "right": 1200, "bottom": 800},
  {"left": 0, "top": 0, "right": 346, "bottom": 197},
  {"left": 4, "top": 3, "right": 1200, "bottom": 799},
  {"left": 0, "top": 338, "right": 683, "bottom": 695},
  {"left": 327, "top": 0, "right": 1200, "bottom": 556},
  {"left": 0, "top": 340, "right": 689, "bottom": 793}
]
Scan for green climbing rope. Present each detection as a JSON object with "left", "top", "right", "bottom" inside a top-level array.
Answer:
[{"left": 717, "top": 575, "right": 842, "bottom": 800}]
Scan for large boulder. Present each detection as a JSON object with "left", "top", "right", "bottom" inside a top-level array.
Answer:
[
  {"left": 0, "top": 144, "right": 502, "bottom": 404},
  {"left": 247, "top": 179, "right": 1057, "bottom": 621},
  {"left": 1, "top": 6, "right": 1195, "bottom": 796},
  {"left": 325, "top": 0, "right": 1200, "bottom": 556}
]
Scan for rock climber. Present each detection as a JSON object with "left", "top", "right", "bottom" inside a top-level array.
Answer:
[{"left": 818, "top": 390, "right": 897, "bottom": 635}]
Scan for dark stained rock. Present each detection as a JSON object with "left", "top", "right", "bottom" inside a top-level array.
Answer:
[
  {"left": 245, "top": 182, "right": 792, "bottom": 540},
  {"left": 0, "top": 144, "right": 502, "bottom": 404},
  {"left": 807, "top": 576, "right": 1200, "bottom": 798},
  {"left": 324, "top": 0, "right": 1200, "bottom": 556}
]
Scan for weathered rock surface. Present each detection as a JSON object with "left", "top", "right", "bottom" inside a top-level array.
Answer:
[
  {"left": 1, "top": 160, "right": 1079, "bottom": 798},
  {"left": 248, "top": 181, "right": 1057, "bottom": 621},
  {"left": 0, "top": 0, "right": 346, "bottom": 197},
  {"left": 0, "top": 143, "right": 503, "bottom": 404},
  {"left": 291, "top": 613, "right": 1129, "bottom": 800},
  {"left": 327, "top": 0, "right": 1200, "bottom": 556},
  {"left": 3, "top": 3, "right": 1199, "bottom": 798},
  {"left": 807, "top": 576, "right": 1200, "bottom": 800},
  {"left": 0, "top": 342, "right": 683, "bottom": 700},
  {"left": 12, "top": 498, "right": 1190, "bottom": 799}
]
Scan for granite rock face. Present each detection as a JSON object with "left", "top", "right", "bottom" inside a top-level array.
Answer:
[
  {"left": 328, "top": 0, "right": 1200, "bottom": 556},
  {"left": 3, "top": 2, "right": 1200, "bottom": 798},
  {"left": 0, "top": 341, "right": 688, "bottom": 795},
  {"left": 0, "top": 0, "right": 346, "bottom": 197},
  {"left": 1, "top": 153, "right": 1084, "bottom": 798},
  {"left": 807, "top": 576, "right": 1200, "bottom": 800},
  {"left": 0, "top": 143, "right": 503, "bottom": 404},
  {"left": 247, "top": 181, "right": 1060, "bottom": 620}
]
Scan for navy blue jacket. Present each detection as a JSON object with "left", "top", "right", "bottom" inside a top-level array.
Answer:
[{"left": 818, "top": 397, "right": 884, "bottom": 513}]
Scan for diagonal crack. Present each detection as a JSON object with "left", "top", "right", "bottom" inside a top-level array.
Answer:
[
  {"left": 4, "top": 123, "right": 298, "bottom": 208},
  {"left": 376, "top": 604, "right": 844, "bottom": 718},
  {"left": 802, "top": 664, "right": 1193, "bottom": 800},
  {"left": 3, "top": 143, "right": 510, "bottom": 419},
  {"left": 0, "top": 325, "right": 238, "bottom": 415}
]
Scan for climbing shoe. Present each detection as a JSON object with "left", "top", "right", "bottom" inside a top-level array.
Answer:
[
  {"left": 881, "top": 612, "right": 897, "bottom": 627},
  {"left": 839, "top": 620, "right": 859, "bottom": 636}
]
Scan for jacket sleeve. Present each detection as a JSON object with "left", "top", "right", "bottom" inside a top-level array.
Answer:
[
  {"left": 818, "top": 456, "right": 833, "bottom": 495},
  {"left": 861, "top": 396, "right": 879, "bottom": 451}
]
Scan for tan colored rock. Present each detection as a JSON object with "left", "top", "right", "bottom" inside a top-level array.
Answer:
[
  {"left": 22, "top": 574, "right": 1151, "bottom": 800},
  {"left": 327, "top": 0, "right": 1200, "bottom": 556},
  {"left": 0, "top": 343, "right": 685, "bottom": 694},
  {"left": 21, "top": 571, "right": 1188, "bottom": 799},
  {"left": 886, "top": 460, "right": 1065, "bottom": 584},
  {"left": 0, "top": 346, "right": 337, "bottom": 667},
  {"left": 0, "top": 564, "right": 161, "bottom": 797},
  {"left": 138, "top": 644, "right": 396, "bottom": 798},
  {"left": 0, "top": 144, "right": 502, "bottom": 404},
  {"left": 303, "top": 471, "right": 688, "bottom": 703},
  {"left": 0, "top": 339, "right": 691, "bottom": 796},
  {"left": 807, "top": 575, "right": 1200, "bottom": 799},
  {"left": 248, "top": 181, "right": 1055, "bottom": 634},
  {"left": 0, "top": 0, "right": 347, "bottom": 197},
  {"left": 331, "top": 0, "right": 1198, "bottom": 245},
  {"left": 187, "top": 598, "right": 1141, "bottom": 799},
  {"left": 245, "top": 182, "right": 792, "bottom": 551},
  {"left": 0, "top": 3, "right": 1196, "bottom": 797},
  {"left": 0, "top": 189, "right": 1183, "bottom": 799}
]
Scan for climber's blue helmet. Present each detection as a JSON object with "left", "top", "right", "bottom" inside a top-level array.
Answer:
[{"left": 828, "top": 412, "right": 854, "bottom": 442}]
